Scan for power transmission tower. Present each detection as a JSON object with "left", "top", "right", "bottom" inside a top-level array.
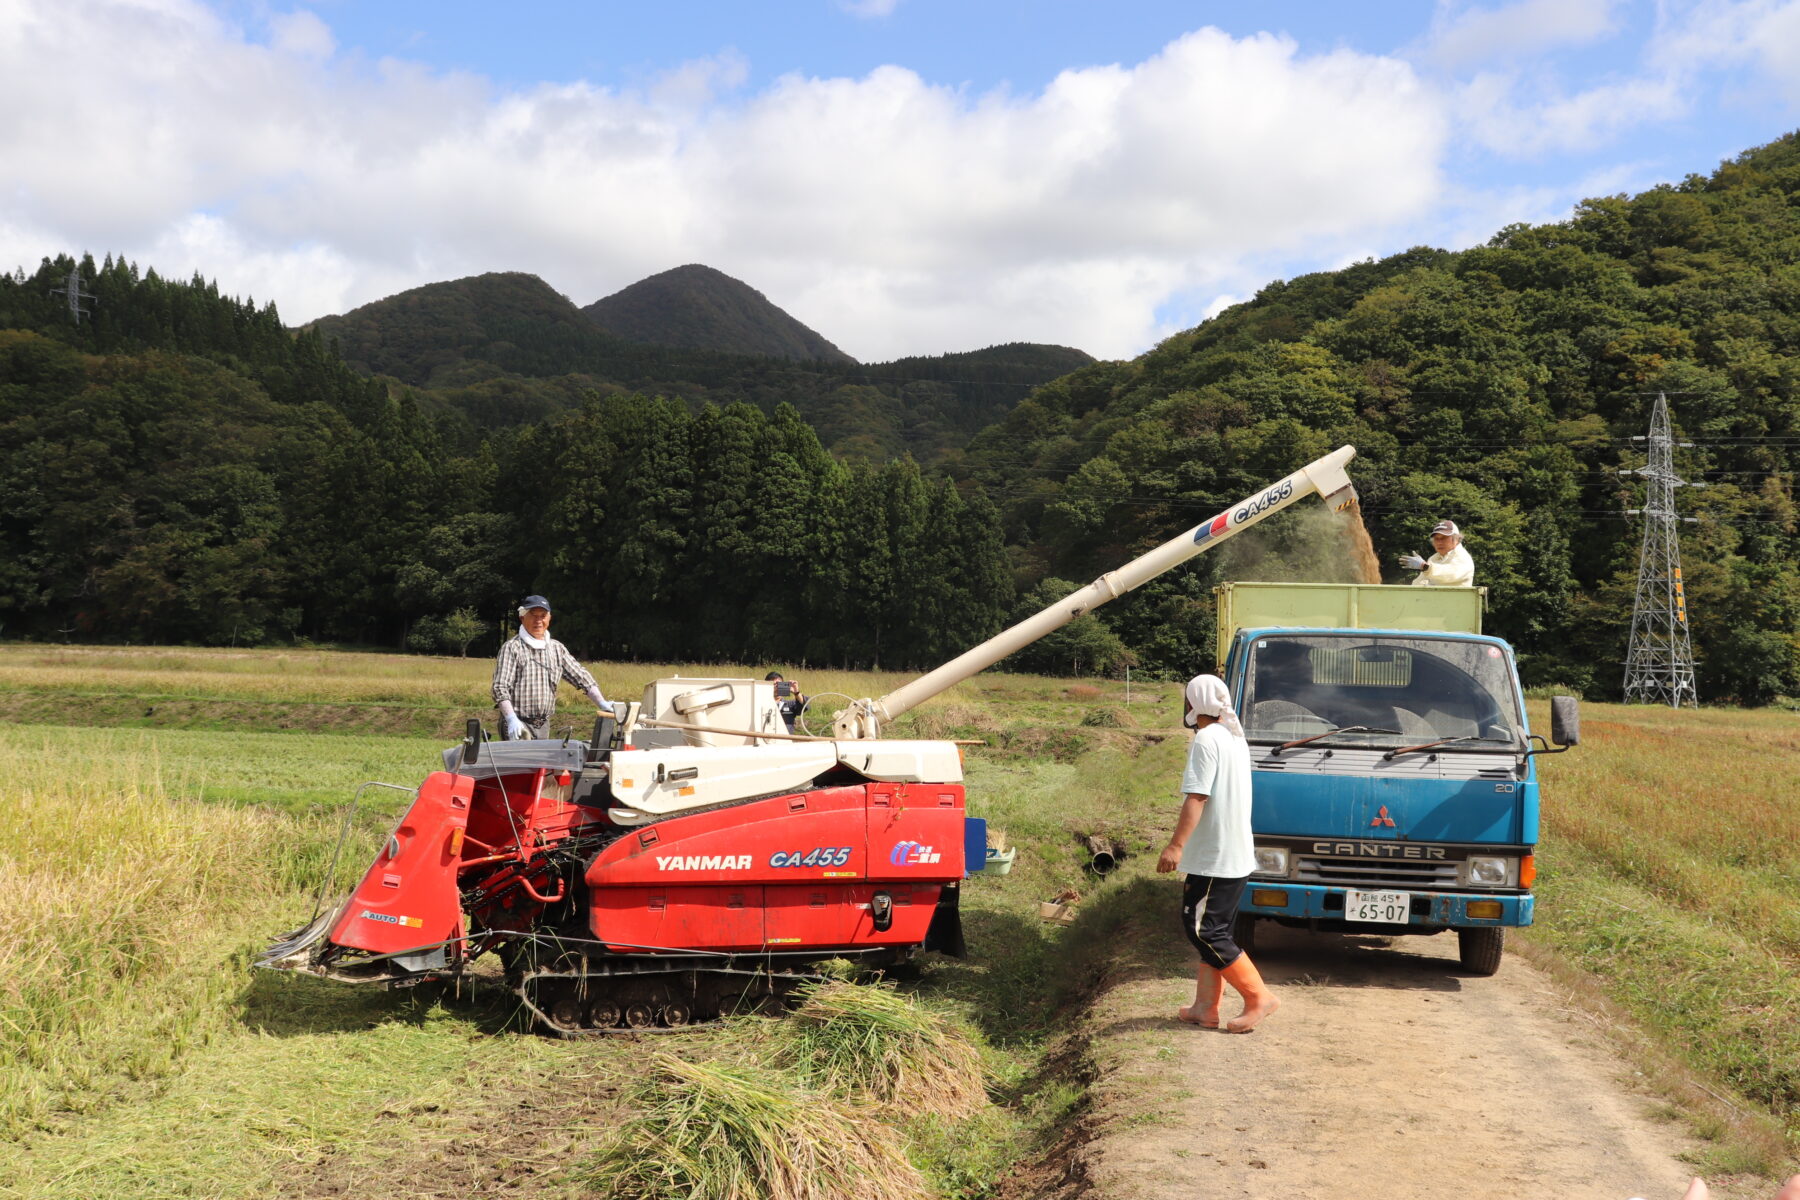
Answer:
[
  {"left": 1622, "top": 393, "right": 1701, "bottom": 707},
  {"left": 49, "top": 264, "right": 96, "bottom": 323}
]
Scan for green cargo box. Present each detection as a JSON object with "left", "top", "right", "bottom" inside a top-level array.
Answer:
[{"left": 1214, "top": 582, "right": 1486, "bottom": 672}]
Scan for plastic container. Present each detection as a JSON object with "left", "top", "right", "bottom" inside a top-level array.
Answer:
[{"left": 984, "top": 847, "right": 1017, "bottom": 876}]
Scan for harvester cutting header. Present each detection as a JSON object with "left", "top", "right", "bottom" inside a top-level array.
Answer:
[{"left": 261, "top": 447, "right": 1360, "bottom": 1033}]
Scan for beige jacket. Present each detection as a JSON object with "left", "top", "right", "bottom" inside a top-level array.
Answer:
[{"left": 1411, "top": 544, "right": 1475, "bottom": 587}]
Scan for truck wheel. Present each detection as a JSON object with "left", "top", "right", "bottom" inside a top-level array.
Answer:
[
  {"left": 1232, "top": 911, "right": 1258, "bottom": 956},
  {"left": 1457, "top": 927, "right": 1504, "bottom": 975}
]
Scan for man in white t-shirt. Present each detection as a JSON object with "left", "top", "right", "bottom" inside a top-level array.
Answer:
[{"left": 1156, "top": 674, "right": 1281, "bottom": 1034}]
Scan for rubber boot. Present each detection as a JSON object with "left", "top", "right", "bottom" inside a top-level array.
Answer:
[
  {"left": 1178, "top": 964, "right": 1223, "bottom": 1028},
  {"left": 1219, "top": 953, "right": 1280, "bottom": 1033}
]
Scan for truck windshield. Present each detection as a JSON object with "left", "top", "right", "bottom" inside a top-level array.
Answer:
[{"left": 1242, "top": 635, "right": 1525, "bottom": 749}]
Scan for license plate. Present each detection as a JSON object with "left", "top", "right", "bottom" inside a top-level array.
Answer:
[{"left": 1344, "top": 889, "right": 1410, "bottom": 924}]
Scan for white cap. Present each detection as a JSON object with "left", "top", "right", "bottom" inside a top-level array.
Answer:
[{"left": 1431, "top": 520, "right": 1460, "bottom": 538}]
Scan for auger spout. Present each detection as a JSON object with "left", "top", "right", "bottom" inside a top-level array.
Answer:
[{"left": 832, "top": 445, "right": 1358, "bottom": 739}]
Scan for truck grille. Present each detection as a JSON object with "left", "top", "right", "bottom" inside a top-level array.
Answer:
[{"left": 1295, "top": 855, "right": 1460, "bottom": 890}]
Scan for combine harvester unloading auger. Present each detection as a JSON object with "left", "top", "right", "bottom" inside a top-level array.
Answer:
[{"left": 260, "top": 447, "right": 1359, "bottom": 1033}]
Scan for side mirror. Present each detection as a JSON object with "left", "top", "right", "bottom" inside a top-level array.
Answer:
[
  {"left": 1550, "top": 696, "right": 1580, "bottom": 747},
  {"left": 460, "top": 718, "right": 483, "bottom": 765}
]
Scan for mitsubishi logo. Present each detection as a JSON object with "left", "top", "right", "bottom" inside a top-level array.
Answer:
[{"left": 1370, "top": 805, "right": 1397, "bottom": 828}]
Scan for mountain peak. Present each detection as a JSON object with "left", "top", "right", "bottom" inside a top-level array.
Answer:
[{"left": 582, "top": 264, "right": 856, "bottom": 364}]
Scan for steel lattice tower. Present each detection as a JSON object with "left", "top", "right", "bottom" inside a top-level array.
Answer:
[
  {"left": 1622, "top": 393, "right": 1699, "bottom": 707},
  {"left": 49, "top": 265, "right": 96, "bottom": 323}
]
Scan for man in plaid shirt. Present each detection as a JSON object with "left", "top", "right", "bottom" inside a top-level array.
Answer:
[{"left": 491, "top": 595, "right": 617, "bottom": 739}]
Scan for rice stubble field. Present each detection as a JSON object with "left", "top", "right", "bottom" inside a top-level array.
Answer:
[{"left": 0, "top": 644, "right": 1793, "bottom": 1198}]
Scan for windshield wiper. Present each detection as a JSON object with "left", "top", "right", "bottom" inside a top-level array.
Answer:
[
  {"left": 1382, "top": 735, "right": 1516, "bottom": 761},
  {"left": 1270, "top": 726, "right": 1400, "bottom": 755}
]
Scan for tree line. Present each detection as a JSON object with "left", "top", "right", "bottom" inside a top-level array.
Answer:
[{"left": 0, "top": 262, "right": 1011, "bottom": 667}]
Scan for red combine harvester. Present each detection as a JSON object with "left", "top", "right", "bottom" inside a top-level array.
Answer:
[{"left": 260, "top": 448, "right": 1359, "bottom": 1033}]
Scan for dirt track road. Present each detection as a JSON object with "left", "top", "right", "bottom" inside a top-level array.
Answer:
[{"left": 1068, "top": 922, "right": 1734, "bottom": 1200}]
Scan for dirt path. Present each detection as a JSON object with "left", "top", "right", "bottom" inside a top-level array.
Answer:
[{"left": 1066, "top": 922, "right": 1740, "bottom": 1200}]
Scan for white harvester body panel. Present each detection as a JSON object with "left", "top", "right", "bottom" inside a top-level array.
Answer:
[
  {"left": 639, "top": 677, "right": 788, "bottom": 746},
  {"left": 607, "top": 739, "right": 963, "bottom": 817}
]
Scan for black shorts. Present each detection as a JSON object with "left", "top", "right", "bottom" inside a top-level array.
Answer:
[{"left": 1181, "top": 873, "right": 1249, "bottom": 969}]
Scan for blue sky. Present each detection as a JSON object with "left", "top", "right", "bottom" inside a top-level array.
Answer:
[{"left": 6, "top": 1, "right": 1800, "bottom": 359}]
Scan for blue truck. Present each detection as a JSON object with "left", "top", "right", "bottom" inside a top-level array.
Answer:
[{"left": 1215, "top": 582, "right": 1579, "bottom": 974}]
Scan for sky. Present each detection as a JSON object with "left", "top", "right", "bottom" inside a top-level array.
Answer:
[{"left": 5, "top": 0, "right": 1800, "bottom": 362}]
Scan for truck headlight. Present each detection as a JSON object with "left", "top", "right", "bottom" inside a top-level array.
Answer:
[
  {"left": 1253, "top": 846, "right": 1289, "bottom": 876},
  {"left": 1464, "top": 856, "right": 1515, "bottom": 887}
]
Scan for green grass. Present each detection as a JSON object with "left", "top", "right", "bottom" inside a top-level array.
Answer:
[
  {"left": 0, "top": 724, "right": 438, "bottom": 813},
  {"left": 1, "top": 988, "right": 621, "bottom": 1200}
]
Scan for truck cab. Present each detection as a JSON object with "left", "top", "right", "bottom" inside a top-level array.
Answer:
[{"left": 1216, "top": 582, "right": 1576, "bottom": 975}]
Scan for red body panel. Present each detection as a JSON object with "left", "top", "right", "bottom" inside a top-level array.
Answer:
[
  {"left": 330, "top": 771, "right": 472, "bottom": 955},
  {"left": 585, "top": 782, "right": 965, "bottom": 953},
  {"left": 464, "top": 767, "right": 599, "bottom": 855}
]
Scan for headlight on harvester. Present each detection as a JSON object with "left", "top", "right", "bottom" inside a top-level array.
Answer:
[
  {"left": 1252, "top": 846, "right": 1290, "bottom": 877},
  {"left": 1463, "top": 856, "right": 1516, "bottom": 888}
]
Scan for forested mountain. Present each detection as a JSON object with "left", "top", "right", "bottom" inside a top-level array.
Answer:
[
  {"left": 582, "top": 264, "right": 855, "bottom": 364},
  {"left": 309, "top": 271, "right": 603, "bottom": 387},
  {"left": 307, "top": 271, "right": 1090, "bottom": 461},
  {"left": 6, "top": 131, "right": 1800, "bottom": 703},
  {"left": 0, "top": 258, "right": 1011, "bottom": 663},
  {"left": 959, "top": 132, "right": 1800, "bottom": 703}
]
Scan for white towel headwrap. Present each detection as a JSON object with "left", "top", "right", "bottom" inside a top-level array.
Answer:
[{"left": 1184, "top": 673, "right": 1244, "bottom": 738}]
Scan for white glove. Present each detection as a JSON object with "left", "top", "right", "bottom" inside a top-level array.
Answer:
[
  {"left": 498, "top": 699, "right": 527, "bottom": 739},
  {"left": 1399, "top": 554, "right": 1426, "bottom": 571}
]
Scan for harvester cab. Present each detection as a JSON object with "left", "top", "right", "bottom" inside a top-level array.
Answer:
[{"left": 260, "top": 447, "right": 1361, "bottom": 1035}]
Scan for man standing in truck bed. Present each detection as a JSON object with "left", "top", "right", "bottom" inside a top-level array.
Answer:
[
  {"left": 1400, "top": 519, "right": 1475, "bottom": 587},
  {"left": 1157, "top": 674, "right": 1281, "bottom": 1034}
]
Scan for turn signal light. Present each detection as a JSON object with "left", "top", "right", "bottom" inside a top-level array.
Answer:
[
  {"left": 448, "top": 827, "right": 465, "bottom": 857},
  {"left": 1250, "top": 889, "right": 1289, "bottom": 908},
  {"left": 1519, "top": 855, "right": 1536, "bottom": 888},
  {"left": 1466, "top": 900, "right": 1503, "bottom": 920}
]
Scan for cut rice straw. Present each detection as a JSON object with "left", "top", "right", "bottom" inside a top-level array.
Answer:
[
  {"left": 777, "top": 980, "right": 987, "bottom": 1120},
  {"left": 576, "top": 1053, "right": 930, "bottom": 1200}
]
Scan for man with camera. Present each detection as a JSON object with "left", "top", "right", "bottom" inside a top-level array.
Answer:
[{"left": 764, "top": 671, "right": 806, "bottom": 733}]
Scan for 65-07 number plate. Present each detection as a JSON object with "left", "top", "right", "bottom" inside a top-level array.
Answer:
[{"left": 1344, "top": 889, "right": 1410, "bottom": 924}]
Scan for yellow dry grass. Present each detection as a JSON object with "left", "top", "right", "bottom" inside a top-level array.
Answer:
[
  {"left": 777, "top": 981, "right": 988, "bottom": 1119},
  {"left": 0, "top": 644, "right": 1034, "bottom": 713},
  {"left": 0, "top": 735, "right": 326, "bottom": 1135},
  {"left": 577, "top": 1053, "right": 933, "bottom": 1200},
  {"left": 1533, "top": 701, "right": 1800, "bottom": 955}
]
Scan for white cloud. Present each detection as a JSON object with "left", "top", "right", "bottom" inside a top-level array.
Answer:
[
  {"left": 1455, "top": 70, "right": 1687, "bottom": 157},
  {"left": 1201, "top": 293, "right": 1243, "bottom": 321},
  {"left": 269, "top": 9, "right": 333, "bottom": 59},
  {"left": 837, "top": 0, "right": 902, "bottom": 18},
  {"left": 0, "top": 3, "right": 1452, "bottom": 359},
  {"left": 1647, "top": 0, "right": 1800, "bottom": 106},
  {"left": 1421, "top": 0, "right": 1622, "bottom": 67},
  {"left": 1434, "top": 0, "right": 1800, "bottom": 162}
]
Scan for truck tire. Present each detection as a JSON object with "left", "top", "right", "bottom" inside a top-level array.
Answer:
[
  {"left": 1457, "top": 927, "right": 1504, "bottom": 975},
  {"left": 1232, "top": 911, "right": 1258, "bottom": 956}
]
